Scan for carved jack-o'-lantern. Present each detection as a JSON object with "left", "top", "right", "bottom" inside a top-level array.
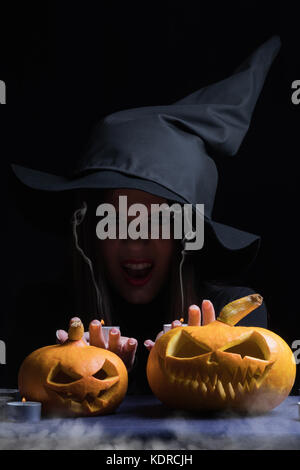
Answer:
[
  {"left": 147, "top": 295, "right": 296, "bottom": 414},
  {"left": 18, "top": 320, "right": 128, "bottom": 416}
]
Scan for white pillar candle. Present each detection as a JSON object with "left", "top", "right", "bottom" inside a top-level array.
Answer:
[
  {"left": 0, "top": 389, "right": 19, "bottom": 421},
  {"left": 5, "top": 400, "right": 41, "bottom": 423},
  {"left": 0, "top": 397, "right": 13, "bottom": 420}
]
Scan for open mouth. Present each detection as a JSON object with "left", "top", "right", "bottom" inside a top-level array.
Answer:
[{"left": 121, "top": 259, "right": 153, "bottom": 286}]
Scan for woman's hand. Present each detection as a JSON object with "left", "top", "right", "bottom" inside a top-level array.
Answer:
[
  {"left": 144, "top": 300, "right": 215, "bottom": 352},
  {"left": 56, "top": 317, "right": 138, "bottom": 371}
]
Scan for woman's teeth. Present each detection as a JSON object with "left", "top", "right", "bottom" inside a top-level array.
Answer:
[{"left": 123, "top": 262, "right": 152, "bottom": 270}]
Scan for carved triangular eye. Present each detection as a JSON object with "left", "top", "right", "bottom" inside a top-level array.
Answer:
[
  {"left": 92, "top": 369, "right": 108, "bottom": 380},
  {"left": 92, "top": 359, "right": 119, "bottom": 379},
  {"left": 48, "top": 364, "right": 82, "bottom": 384},
  {"left": 167, "top": 330, "right": 211, "bottom": 358},
  {"left": 222, "top": 332, "right": 269, "bottom": 360}
]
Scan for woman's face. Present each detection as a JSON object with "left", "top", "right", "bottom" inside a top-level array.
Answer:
[{"left": 95, "top": 189, "right": 177, "bottom": 304}]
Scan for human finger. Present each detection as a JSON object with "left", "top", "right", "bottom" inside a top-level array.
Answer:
[
  {"left": 56, "top": 329, "right": 68, "bottom": 344},
  {"left": 171, "top": 320, "right": 182, "bottom": 329},
  {"left": 202, "top": 299, "right": 216, "bottom": 325},
  {"left": 144, "top": 339, "right": 155, "bottom": 351},
  {"left": 108, "top": 328, "right": 122, "bottom": 355},
  {"left": 89, "top": 320, "right": 106, "bottom": 348},
  {"left": 188, "top": 304, "right": 201, "bottom": 326},
  {"left": 121, "top": 338, "right": 138, "bottom": 370}
]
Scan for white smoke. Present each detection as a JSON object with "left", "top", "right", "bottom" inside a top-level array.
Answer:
[
  {"left": 71, "top": 202, "right": 103, "bottom": 315},
  {"left": 0, "top": 400, "right": 299, "bottom": 450},
  {"left": 0, "top": 418, "right": 190, "bottom": 450}
]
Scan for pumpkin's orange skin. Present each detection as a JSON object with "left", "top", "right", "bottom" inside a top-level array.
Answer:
[
  {"left": 18, "top": 338, "right": 128, "bottom": 417},
  {"left": 147, "top": 321, "right": 296, "bottom": 414}
]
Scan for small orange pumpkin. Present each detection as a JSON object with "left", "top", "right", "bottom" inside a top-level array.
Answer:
[
  {"left": 147, "top": 295, "right": 296, "bottom": 414},
  {"left": 18, "top": 320, "right": 128, "bottom": 417}
]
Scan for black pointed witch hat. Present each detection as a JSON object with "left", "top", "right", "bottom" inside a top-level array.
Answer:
[{"left": 11, "top": 36, "right": 281, "bottom": 271}]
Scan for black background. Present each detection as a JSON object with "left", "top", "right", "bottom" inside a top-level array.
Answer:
[{"left": 0, "top": 1, "right": 299, "bottom": 391}]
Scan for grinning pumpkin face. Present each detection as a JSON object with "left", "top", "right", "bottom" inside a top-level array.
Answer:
[
  {"left": 147, "top": 295, "right": 296, "bottom": 414},
  {"left": 18, "top": 321, "right": 128, "bottom": 417}
]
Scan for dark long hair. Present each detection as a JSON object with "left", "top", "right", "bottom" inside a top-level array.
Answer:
[{"left": 70, "top": 189, "right": 202, "bottom": 326}]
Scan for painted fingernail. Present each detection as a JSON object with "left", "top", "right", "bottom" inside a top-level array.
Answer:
[
  {"left": 91, "top": 319, "right": 101, "bottom": 326},
  {"left": 56, "top": 330, "right": 63, "bottom": 340},
  {"left": 190, "top": 304, "right": 200, "bottom": 311},
  {"left": 144, "top": 340, "right": 150, "bottom": 347},
  {"left": 110, "top": 328, "right": 119, "bottom": 335},
  {"left": 128, "top": 338, "right": 137, "bottom": 346}
]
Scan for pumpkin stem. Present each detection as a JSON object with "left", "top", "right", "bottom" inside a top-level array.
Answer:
[
  {"left": 217, "top": 294, "right": 263, "bottom": 326},
  {"left": 68, "top": 320, "right": 85, "bottom": 341}
]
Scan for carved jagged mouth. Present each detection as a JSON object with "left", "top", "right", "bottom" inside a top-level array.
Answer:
[
  {"left": 159, "top": 356, "right": 274, "bottom": 402},
  {"left": 54, "top": 389, "right": 107, "bottom": 403},
  {"left": 50, "top": 388, "right": 111, "bottom": 412}
]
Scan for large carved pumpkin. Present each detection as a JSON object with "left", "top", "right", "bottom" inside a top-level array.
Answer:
[
  {"left": 18, "top": 320, "right": 128, "bottom": 417},
  {"left": 147, "top": 295, "right": 296, "bottom": 414}
]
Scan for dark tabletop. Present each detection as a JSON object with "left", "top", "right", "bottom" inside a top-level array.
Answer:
[{"left": 0, "top": 395, "right": 299, "bottom": 450}]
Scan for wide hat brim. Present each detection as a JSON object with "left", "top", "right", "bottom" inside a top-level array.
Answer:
[{"left": 11, "top": 164, "right": 260, "bottom": 274}]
